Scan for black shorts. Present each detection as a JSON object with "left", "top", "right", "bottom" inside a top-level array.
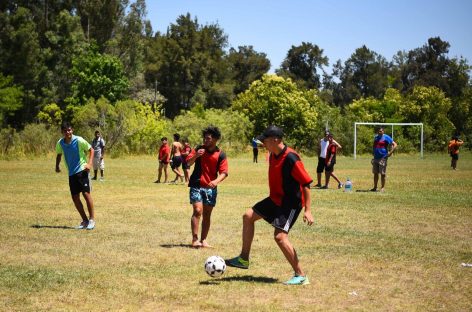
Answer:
[
  {"left": 68, "top": 170, "right": 91, "bottom": 195},
  {"left": 316, "top": 157, "right": 326, "bottom": 173},
  {"left": 450, "top": 153, "right": 459, "bottom": 160},
  {"left": 325, "top": 163, "right": 335, "bottom": 173},
  {"left": 252, "top": 197, "right": 302, "bottom": 233},
  {"left": 171, "top": 156, "right": 182, "bottom": 169},
  {"left": 182, "top": 161, "right": 190, "bottom": 170}
]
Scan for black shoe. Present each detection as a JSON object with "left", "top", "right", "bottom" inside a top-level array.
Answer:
[
  {"left": 313, "top": 183, "right": 322, "bottom": 188},
  {"left": 370, "top": 188, "right": 377, "bottom": 192},
  {"left": 91, "top": 177, "right": 97, "bottom": 180},
  {"left": 320, "top": 185, "right": 328, "bottom": 189}
]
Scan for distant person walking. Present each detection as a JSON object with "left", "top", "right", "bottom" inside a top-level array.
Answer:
[
  {"left": 315, "top": 130, "right": 341, "bottom": 187},
  {"left": 252, "top": 137, "right": 259, "bottom": 163},
  {"left": 170, "top": 133, "right": 184, "bottom": 183},
  {"left": 321, "top": 133, "right": 343, "bottom": 189},
  {"left": 371, "top": 127, "right": 397, "bottom": 192},
  {"left": 186, "top": 126, "right": 228, "bottom": 248},
  {"left": 448, "top": 135, "right": 464, "bottom": 170},
  {"left": 181, "top": 138, "right": 192, "bottom": 182},
  {"left": 155, "top": 137, "right": 170, "bottom": 183},
  {"left": 55, "top": 122, "right": 96, "bottom": 230},
  {"left": 91, "top": 130, "right": 105, "bottom": 181}
]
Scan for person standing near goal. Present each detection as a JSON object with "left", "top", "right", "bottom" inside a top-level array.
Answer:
[
  {"left": 225, "top": 125, "right": 314, "bottom": 285},
  {"left": 371, "top": 127, "right": 397, "bottom": 192}
]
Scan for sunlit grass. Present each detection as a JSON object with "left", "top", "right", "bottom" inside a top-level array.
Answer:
[{"left": 0, "top": 153, "right": 471, "bottom": 311}]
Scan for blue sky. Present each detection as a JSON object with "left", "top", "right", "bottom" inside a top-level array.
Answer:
[{"left": 146, "top": 0, "right": 472, "bottom": 73}]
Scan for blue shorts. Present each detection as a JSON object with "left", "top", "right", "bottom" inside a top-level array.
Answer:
[{"left": 189, "top": 187, "right": 217, "bottom": 206}]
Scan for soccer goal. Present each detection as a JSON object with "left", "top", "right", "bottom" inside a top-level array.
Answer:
[{"left": 353, "top": 122, "right": 424, "bottom": 159}]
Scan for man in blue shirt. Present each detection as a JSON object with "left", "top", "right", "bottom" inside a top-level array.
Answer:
[{"left": 371, "top": 127, "right": 397, "bottom": 192}]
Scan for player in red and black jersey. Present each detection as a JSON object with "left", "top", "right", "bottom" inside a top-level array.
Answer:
[
  {"left": 186, "top": 126, "right": 228, "bottom": 248},
  {"left": 226, "top": 125, "right": 314, "bottom": 286}
]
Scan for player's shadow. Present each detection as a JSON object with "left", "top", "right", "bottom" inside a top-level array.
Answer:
[
  {"left": 200, "top": 275, "right": 278, "bottom": 285},
  {"left": 355, "top": 189, "right": 376, "bottom": 192},
  {"left": 160, "top": 243, "right": 197, "bottom": 249},
  {"left": 31, "top": 224, "right": 75, "bottom": 230}
]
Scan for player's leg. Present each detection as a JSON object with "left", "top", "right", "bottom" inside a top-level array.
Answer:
[
  {"left": 274, "top": 229, "right": 304, "bottom": 276},
  {"left": 163, "top": 163, "right": 168, "bottom": 183},
  {"left": 200, "top": 204, "right": 214, "bottom": 247},
  {"left": 72, "top": 194, "right": 88, "bottom": 222},
  {"left": 191, "top": 201, "right": 203, "bottom": 247},
  {"left": 240, "top": 208, "right": 262, "bottom": 260}
]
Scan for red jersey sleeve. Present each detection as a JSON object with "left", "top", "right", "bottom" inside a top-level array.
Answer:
[
  {"left": 218, "top": 153, "right": 228, "bottom": 175},
  {"left": 291, "top": 160, "right": 313, "bottom": 187}
]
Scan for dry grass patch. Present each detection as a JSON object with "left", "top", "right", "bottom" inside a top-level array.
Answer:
[{"left": 0, "top": 153, "right": 471, "bottom": 311}]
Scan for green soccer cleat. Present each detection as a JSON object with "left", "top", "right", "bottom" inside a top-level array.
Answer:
[
  {"left": 283, "top": 275, "right": 310, "bottom": 285},
  {"left": 225, "top": 256, "right": 249, "bottom": 269}
]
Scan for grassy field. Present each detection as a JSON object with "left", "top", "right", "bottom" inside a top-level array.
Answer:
[{"left": 0, "top": 152, "right": 471, "bottom": 311}]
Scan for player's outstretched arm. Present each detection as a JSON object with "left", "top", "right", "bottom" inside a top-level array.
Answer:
[{"left": 55, "top": 154, "right": 62, "bottom": 172}]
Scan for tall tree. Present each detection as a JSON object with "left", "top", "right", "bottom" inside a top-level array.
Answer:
[
  {"left": 276, "top": 42, "right": 329, "bottom": 90},
  {"left": 332, "top": 45, "right": 389, "bottom": 107},
  {"left": 0, "top": 7, "right": 45, "bottom": 125},
  {"left": 147, "top": 13, "right": 229, "bottom": 118},
  {"left": 226, "top": 45, "right": 270, "bottom": 94}
]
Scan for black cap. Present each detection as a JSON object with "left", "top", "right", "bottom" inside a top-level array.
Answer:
[{"left": 256, "top": 125, "right": 284, "bottom": 142}]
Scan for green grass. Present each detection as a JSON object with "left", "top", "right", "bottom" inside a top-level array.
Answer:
[{"left": 0, "top": 153, "right": 471, "bottom": 311}]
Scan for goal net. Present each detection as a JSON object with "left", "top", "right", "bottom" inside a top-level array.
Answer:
[{"left": 354, "top": 122, "right": 424, "bottom": 159}]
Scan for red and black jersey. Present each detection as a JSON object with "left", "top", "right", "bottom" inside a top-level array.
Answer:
[
  {"left": 187, "top": 145, "right": 228, "bottom": 188},
  {"left": 325, "top": 143, "right": 337, "bottom": 165},
  {"left": 268, "top": 145, "right": 312, "bottom": 208}
]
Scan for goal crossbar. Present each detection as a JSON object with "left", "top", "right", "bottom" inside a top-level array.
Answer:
[{"left": 354, "top": 122, "right": 424, "bottom": 159}]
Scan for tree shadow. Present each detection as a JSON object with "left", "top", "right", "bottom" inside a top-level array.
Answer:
[
  {"left": 31, "top": 224, "right": 75, "bottom": 230},
  {"left": 200, "top": 275, "right": 278, "bottom": 285}
]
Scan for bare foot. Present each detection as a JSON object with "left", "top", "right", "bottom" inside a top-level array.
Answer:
[
  {"left": 200, "top": 240, "right": 213, "bottom": 248},
  {"left": 192, "top": 240, "right": 202, "bottom": 248}
]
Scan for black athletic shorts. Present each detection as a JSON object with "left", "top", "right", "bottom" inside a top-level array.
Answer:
[
  {"left": 252, "top": 197, "right": 302, "bottom": 233},
  {"left": 316, "top": 157, "right": 326, "bottom": 173},
  {"left": 171, "top": 156, "right": 182, "bottom": 169},
  {"left": 450, "top": 153, "right": 459, "bottom": 160},
  {"left": 68, "top": 170, "right": 91, "bottom": 195},
  {"left": 325, "top": 163, "right": 335, "bottom": 173}
]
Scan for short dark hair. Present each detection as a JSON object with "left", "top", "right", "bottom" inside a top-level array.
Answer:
[
  {"left": 173, "top": 133, "right": 180, "bottom": 141},
  {"left": 95, "top": 130, "right": 100, "bottom": 134},
  {"left": 61, "top": 121, "right": 72, "bottom": 130},
  {"left": 161, "top": 137, "right": 167, "bottom": 141},
  {"left": 202, "top": 126, "right": 221, "bottom": 140}
]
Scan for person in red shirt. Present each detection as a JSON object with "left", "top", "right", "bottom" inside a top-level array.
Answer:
[
  {"left": 155, "top": 137, "right": 170, "bottom": 183},
  {"left": 448, "top": 135, "right": 464, "bottom": 170},
  {"left": 181, "top": 138, "right": 192, "bottom": 183},
  {"left": 321, "top": 133, "right": 343, "bottom": 189},
  {"left": 186, "top": 126, "right": 228, "bottom": 248},
  {"left": 225, "top": 125, "right": 314, "bottom": 286}
]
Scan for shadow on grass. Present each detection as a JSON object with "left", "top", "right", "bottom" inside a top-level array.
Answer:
[
  {"left": 160, "top": 243, "right": 197, "bottom": 249},
  {"left": 355, "top": 189, "right": 377, "bottom": 192},
  {"left": 200, "top": 275, "right": 278, "bottom": 285},
  {"left": 31, "top": 224, "right": 75, "bottom": 230}
]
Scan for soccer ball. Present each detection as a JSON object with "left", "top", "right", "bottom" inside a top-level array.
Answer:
[{"left": 204, "top": 255, "right": 226, "bottom": 277}]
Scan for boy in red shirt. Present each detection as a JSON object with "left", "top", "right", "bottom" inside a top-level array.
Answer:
[
  {"left": 186, "top": 126, "right": 228, "bottom": 248},
  {"left": 226, "top": 125, "right": 314, "bottom": 285},
  {"left": 155, "top": 137, "right": 170, "bottom": 183}
]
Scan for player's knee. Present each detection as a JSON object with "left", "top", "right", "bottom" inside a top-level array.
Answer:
[{"left": 274, "top": 232, "right": 286, "bottom": 244}]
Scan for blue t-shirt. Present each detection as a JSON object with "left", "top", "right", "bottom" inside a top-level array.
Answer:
[
  {"left": 373, "top": 134, "right": 393, "bottom": 159},
  {"left": 56, "top": 135, "right": 92, "bottom": 176},
  {"left": 252, "top": 138, "right": 258, "bottom": 148}
]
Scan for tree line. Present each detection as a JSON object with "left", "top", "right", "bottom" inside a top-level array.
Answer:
[{"left": 0, "top": 1, "right": 471, "bottom": 157}]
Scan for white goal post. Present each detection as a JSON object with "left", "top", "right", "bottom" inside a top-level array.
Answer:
[{"left": 354, "top": 122, "right": 424, "bottom": 159}]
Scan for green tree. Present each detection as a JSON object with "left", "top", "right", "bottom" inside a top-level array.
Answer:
[
  {"left": 276, "top": 42, "right": 329, "bottom": 90},
  {"left": 146, "top": 13, "right": 229, "bottom": 117},
  {"left": 69, "top": 48, "right": 129, "bottom": 105},
  {"left": 226, "top": 45, "right": 270, "bottom": 94},
  {"left": 232, "top": 74, "right": 317, "bottom": 148},
  {"left": 332, "top": 45, "right": 389, "bottom": 107},
  {"left": 0, "top": 7, "right": 45, "bottom": 125},
  {"left": 0, "top": 73, "right": 24, "bottom": 126},
  {"left": 401, "top": 86, "right": 454, "bottom": 150}
]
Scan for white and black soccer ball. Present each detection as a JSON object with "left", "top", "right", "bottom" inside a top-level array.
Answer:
[{"left": 204, "top": 255, "right": 226, "bottom": 277}]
